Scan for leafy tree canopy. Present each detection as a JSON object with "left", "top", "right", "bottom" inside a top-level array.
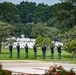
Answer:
[
  {"left": 31, "top": 22, "right": 50, "bottom": 38},
  {"left": 0, "top": 21, "right": 15, "bottom": 53},
  {"left": 0, "top": 2, "right": 21, "bottom": 24},
  {"left": 35, "top": 36, "right": 54, "bottom": 47}
]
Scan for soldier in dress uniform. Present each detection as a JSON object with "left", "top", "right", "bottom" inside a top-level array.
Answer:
[
  {"left": 33, "top": 44, "right": 37, "bottom": 59},
  {"left": 50, "top": 45, "right": 55, "bottom": 59},
  {"left": 24, "top": 44, "right": 28, "bottom": 59},
  {"left": 57, "top": 44, "right": 62, "bottom": 59},
  {"left": 42, "top": 43, "right": 46, "bottom": 59},
  {"left": 16, "top": 43, "right": 20, "bottom": 58},
  {"left": 9, "top": 43, "right": 13, "bottom": 58}
]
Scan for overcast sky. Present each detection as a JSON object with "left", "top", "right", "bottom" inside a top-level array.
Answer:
[{"left": 0, "top": 0, "right": 60, "bottom": 5}]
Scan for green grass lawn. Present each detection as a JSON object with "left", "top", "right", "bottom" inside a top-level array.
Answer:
[{"left": 0, "top": 48, "right": 76, "bottom": 64}]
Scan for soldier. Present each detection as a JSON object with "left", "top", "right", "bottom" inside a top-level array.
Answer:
[
  {"left": 9, "top": 43, "right": 13, "bottom": 58},
  {"left": 50, "top": 45, "right": 55, "bottom": 59},
  {"left": 33, "top": 44, "right": 37, "bottom": 59},
  {"left": 16, "top": 43, "right": 20, "bottom": 58},
  {"left": 24, "top": 44, "right": 28, "bottom": 59},
  {"left": 42, "top": 44, "right": 46, "bottom": 59},
  {"left": 57, "top": 44, "right": 62, "bottom": 59}
]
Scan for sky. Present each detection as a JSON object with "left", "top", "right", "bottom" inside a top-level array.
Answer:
[{"left": 0, "top": 0, "right": 60, "bottom": 5}]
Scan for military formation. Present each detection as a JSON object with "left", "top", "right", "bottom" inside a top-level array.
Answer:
[{"left": 9, "top": 43, "right": 62, "bottom": 59}]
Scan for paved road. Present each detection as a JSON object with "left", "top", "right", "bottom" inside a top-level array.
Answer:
[
  {"left": 0, "top": 60, "right": 76, "bottom": 68},
  {"left": 0, "top": 60, "right": 76, "bottom": 73}
]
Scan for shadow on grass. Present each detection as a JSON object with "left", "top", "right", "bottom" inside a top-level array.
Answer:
[
  {"left": 37, "top": 55, "right": 42, "bottom": 57},
  {"left": 62, "top": 55, "right": 71, "bottom": 58},
  {"left": 47, "top": 55, "right": 51, "bottom": 57},
  {"left": 0, "top": 52, "right": 9, "bottom": 54}
]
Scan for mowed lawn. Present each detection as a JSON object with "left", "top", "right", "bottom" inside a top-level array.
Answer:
[{"left": 0, "top": 48, "right": 76, "bottom": 63}]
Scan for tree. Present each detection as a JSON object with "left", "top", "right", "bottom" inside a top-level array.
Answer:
[
  {"left": 46, "top": 18, "right": 56, "bottom": 27},
  {"left": 60, "top": 26, "right": 76, "bottom": 41},
  {"left": 0, "top": 21, "right": 15, "bottom": 53},
  {"left": 13, "top": 23, "right": 23, "bottom": 37},
  {"left": 63, "top": 39, "right": 76, "bottom": 58},
  {"left": 35, "top": 36, "right": 43, "bottom": 47},
  {"left": 16, "top": 1, "right": 36, "bottom": 23},
  {"left": 0, "top": 2, "right": 21, "bottom": 24},
  {"left": 31, "top": 22, "right": 50, "bottom": 38},
  {"left": 58, "top": 26, "right": 76, "bottom": 57},
  {"left": 60, "top": 0, "right": 76, "bottom": 5},
  {"left": 47, "top": 27, "right": 60, "bottom": 41},
  {"left": 51, "top": 2, "right": 75, "bottom": 33},
  {"left": 22, "top": 22, "right": 35, "bottom": 38},
  {"left": 35, "top": 36, "right": 54, "bottom": 47},
  {"left": 17, "top": 1, "right": 52, "bottom": 23},
  {"left": 33, "top": 3, "right": 51, "bottom": 23}
]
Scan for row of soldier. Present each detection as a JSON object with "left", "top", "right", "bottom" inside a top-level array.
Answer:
[{"left": 9, "top": 43, "right": 62, "bottom": 59}]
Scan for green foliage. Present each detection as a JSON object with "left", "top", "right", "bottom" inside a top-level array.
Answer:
[
  {"left": 48, "top": 27, "right": 60, "bottom": 41},
  {"left": 57, "top": 26, "right": 76, "bottom": 42},
  {"left": 54, "top": 9, "right": 73, "bottom": 32},
  {"left": 0, "top": 1, "right": 76, "bottom": 41},
  {"left": 35, "top": 36, "right": 43, "bottom": 47},
  {"left": 59, "top": 26, "right": 76, "bottom": 57},
  {"left": 52, "top": 2, "right": 75, "bottom": 33},
  {"left": 60, "top": 0, "right": 76, "bottom": 5},
  {"left": 0, "top": 21, "right": 15, "bottom": 53},
  {"left": 64, "top": 26, "right": 76, "bottom": 40},
  {"left": 13, "top": 23, "right": 23, "bottom": 37},
  {"left": 7, "top": 39, "right": 16, "bottom": 44},
  {"left": 63, "top": 39, "right": 76, "bottom": 58},
  {"left": 16, "top": 1, "right": 36, "bottom": 23},
  {"left": 31, "top": 22, "right": 50, "bottom": 38},
  {"left": 22, "top": 22, "right": 35, "bottom": 38},
  {"left": 16, "top": 1, "right": 51, "bottom": 23},
  {"left": 33, "top": 3, "right": 51, "bottom": 23},
  {"left": 0, "top": 21, "right": 15, "bottom": 38},
  {"left": 0, "top": 2, "right": 21, "bottom": 37},
  {"left": 0, "top": 2, "right": 21, "bottom": 24},
  {"left": 35, "top": 36, "right": 53, "bottom": 47},
  {"left": 46, "top": 18, "right": 56, "bottom": 27}
]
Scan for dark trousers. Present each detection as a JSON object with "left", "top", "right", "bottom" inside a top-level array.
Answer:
[
  {"left": 26, "top": 52, "right": 28, "bottom": 58},
  {"left": 10, "top": 51, "right": 12, "bottom": 58},
  {"left": 17, "top": 51, "right": 20, "bottom": 58},
  {"left": 51, "top": 53, "right": 54, "bottom": 59},
  {"left": 58, "top": 52, "right": 61, "bottom": 59},
  {"left": 42, "top": 52, "right": 46, "bottom": 59},
  {"left": 34, "top": 52, "right": 37, "bottom": 59}
]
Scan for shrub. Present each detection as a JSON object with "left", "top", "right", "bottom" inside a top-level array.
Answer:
[
  {"left": 45, "top": 65, "right": 76, "bottom": 75},
  {"left": 0, "top": 63, "right": 12, "bottom": 75}
]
